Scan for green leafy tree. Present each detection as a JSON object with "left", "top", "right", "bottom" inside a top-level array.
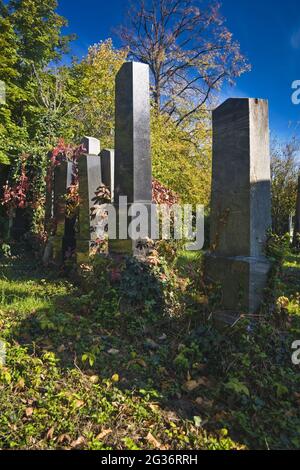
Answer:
[
  {"left": 70, "top": 39, "right": 128, "bottom": 147},
  {"left": 0, "top": 2, "right": 27, "bottom": 163},
  {"left": 271, "top": 137, "right": 300, "bottom": 235},
  {"left": 0, "top": 0, "right": 73, "bottom": 163},
  {"left": 151, "top": 109, "right": 211, "bottom": 206},
  {"left": 9, "top": 0, "right": 72, "bottom": 70}
]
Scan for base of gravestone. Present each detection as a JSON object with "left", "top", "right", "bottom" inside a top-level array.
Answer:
[{"left": 205, "top": 253, "right": 271, "bottom": 315}]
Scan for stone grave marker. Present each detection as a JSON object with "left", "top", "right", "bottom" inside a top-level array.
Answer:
[{"left": 206, "top": 98, "right": 272, "bottom": 319}]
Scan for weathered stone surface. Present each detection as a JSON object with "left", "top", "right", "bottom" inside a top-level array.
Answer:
[
  {"left": 206, "top": 254, "right": 270, "bottom": 315},
  {"left": 206, "top": 98, "right": 272, "bottom": 314},
  {"left": 111, "top": 61, "right": 152, "bottom": 254},
  {"left": 76, "top": 139, "right": 102, "bottom": 263},
  {"left": 101, "top": 149, "right": 115, "bottom": 200},
  {"left": 52, "top": 160, "right": 73, "bottom": 264},
  {"left": 81, "top": 136, "right": 100, "bottom": 156}
]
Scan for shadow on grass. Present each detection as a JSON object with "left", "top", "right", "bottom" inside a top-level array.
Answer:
[
  {"left": 2, "top": 257, "right": 205, "bottom": 420},
  {"left": 2, "top": 250, "right": 300, "bottom": 449}
]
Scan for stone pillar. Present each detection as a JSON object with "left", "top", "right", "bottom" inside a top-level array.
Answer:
[
  {"left": 52, "top": 160, "right": 73, "bottom": 264},
  {"left": 76, "top": 137, "right": 102, "bottom": 263},
  {"left": 206, "top": 98, "right": 272, "bottom": 317},
  {"left": 110, "top": 61, "right": 152, "bottom": 254},
  {"left": 100, "top": 149, "right": 115, "bottom": 201}
]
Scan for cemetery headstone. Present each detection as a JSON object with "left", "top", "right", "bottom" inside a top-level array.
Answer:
[
  {"left": 100, "top": 149, "right": 115, "bottom": 201},
  {"left": 52, "top": 160, "right": 73, "bottom": 264},
  {"left": 110, "top": 61, "right": 152, "bottom": 254},
  {"left": 206, "top": 98, "right": 272, "bottom": 319},
  {"left": 76, "top": 137, "right": 102, "bottom": 263}
]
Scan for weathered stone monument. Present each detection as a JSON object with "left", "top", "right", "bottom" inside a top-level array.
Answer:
[
  {"left": 52, "top": 160, "right": 73, "bottom": 264},
  {"left": 206, "top": 98, "right": 272, "bottom": 317},
  {"left": 76, "top": 137, "right": 102, "bottom": 263},
  {"left": 100, "top": 149, "right": 115, "bottom": 200},
  {"left": 110, "top": 61, "right": 152, "bottom": 254}
]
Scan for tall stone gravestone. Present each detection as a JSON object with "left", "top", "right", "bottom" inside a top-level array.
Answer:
[
  {"left": 52, "top": 160, "right": 73, "bottom": 264},
  {"left": 110, "top": 61, "right": 152, "bottom": 254},
  {"left": 101, "top": 149, "right": 115, "bottom": 201},
  {"left": 206, "top": 98, "right": 272, "bottom": 317},
  {"left": 76, "top": 137, "right": 102, "bottom": 263}
]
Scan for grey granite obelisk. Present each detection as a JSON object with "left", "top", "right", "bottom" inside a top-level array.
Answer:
[
  {"left": 76, "top": 137, "right": 102, "bottom": 263},
  {"left": 206, "top": 98, "right": 272, "bottom": 316},
  {"left": 110, "top": 61, "right": 152, "bottom": 254}
]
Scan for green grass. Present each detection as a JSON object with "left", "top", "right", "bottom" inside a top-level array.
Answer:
[
  {"left": 0, "top": 253, "right": 242, "bottom": 450},
  {"left": 0, "top": 248, "right": 300, "bottom": 450}
]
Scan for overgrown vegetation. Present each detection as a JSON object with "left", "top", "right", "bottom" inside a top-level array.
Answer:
[
  {"left": 1, "top": 0, "right": 300, "bottom": 453},
  {"left": 0, "top": 239, "right": 299, "bottom": 450}
]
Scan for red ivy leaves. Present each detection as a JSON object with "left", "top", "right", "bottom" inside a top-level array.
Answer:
[
  {"left": 152, "top": 179, "right": 179, "bottom": 206},
  {"left": 2, "top": 162, "right": 30, "bottom": 212},
  {"left": 50, "top": 138, "right": 86, "bottom": 166},
  {"left": 46, "top": 139, "right": 87, "bottom": 193}
]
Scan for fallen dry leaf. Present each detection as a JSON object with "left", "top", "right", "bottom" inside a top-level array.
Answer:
[
  {"left": 15, "top": 378, "right": 25, "bottom": 391},
  {"left": 57, "top": 434, "right": 71, "bottom": 444},
  {"left": 96, "top": 429, "right": 112, "bottom": 440},
  {"left": 70, "top": 436, "right": 86, "bottom": 449},
  {"left": 146, "top": 432, "right": 162, "bottom": 449},
  {"left": 25, "top": 407, "right": 33, "bottom": 417},
  {"left": 183, "top": 380, "right": 199, "bottom": 392},
  {"left": 46, "top": 427, "right": 55, "bottom": 440},
  {"left": 149, "top": 403, "right": 160, "bottom": 412},
  {"left": 74, "top": 400, "right": 85, "bottom": 409},
  {"left": 89, "top": 375, "right": 99, "bottom": 384}
]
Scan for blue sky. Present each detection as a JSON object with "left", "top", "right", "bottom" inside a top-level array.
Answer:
[{"left": 56, "top": 0, "right": 300, "bottom": 140}]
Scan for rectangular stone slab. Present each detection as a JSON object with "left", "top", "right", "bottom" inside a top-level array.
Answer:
[
  {"left": 52, "top": 160, "right": 73, "bottom": 264},
  {"left": 77, "top": 154, "right": 102, "bottom": 262},
  {"left": 210, "top": 98, "right": 271, "bottom": 258},
  {"left": 101, "top": 149, "right": 115, "bottom": 201},
  {"left": 114, "top": 61, "right": 152, "bottom": 203},
  {"left": 206, "top": 98, "right": 272, "bottom": 315},
  {"left": 206, "top": 254, "right": 270, "bottom": 314}
]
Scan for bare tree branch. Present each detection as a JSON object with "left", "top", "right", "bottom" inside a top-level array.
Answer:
[{"left": 118, "top": 0, "right": 250, "bottom": 125}]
